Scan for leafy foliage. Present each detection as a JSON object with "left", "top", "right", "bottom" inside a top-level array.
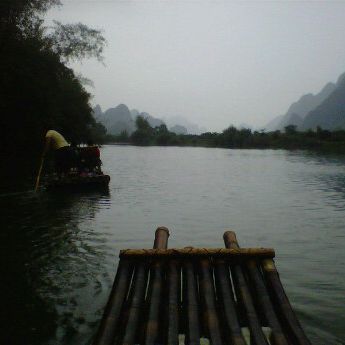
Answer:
[
  {"left": 48, "top": 21, "right": 106, "bottom": 62},
  {"left": 0, "top": 0, "right": 107, "bottom": 165},
  {"left": 131, "top": 116, "right": 154, "bottom": 145},
  {"left": 0, "top": 0, "right": 60, "bottom": 43}
]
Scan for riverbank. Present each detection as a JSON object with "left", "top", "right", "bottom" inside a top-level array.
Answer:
[{"left": 105, "top": 121, "right": 345, "bottom": 153}]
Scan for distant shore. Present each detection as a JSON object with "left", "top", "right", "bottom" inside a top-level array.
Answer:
[{"left": 104, "top": 125, "right": 345, "bottom": 154}]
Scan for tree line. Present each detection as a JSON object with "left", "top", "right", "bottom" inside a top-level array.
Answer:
[{"left": 108, "top": 118, "right": 345, "bottom": 152}]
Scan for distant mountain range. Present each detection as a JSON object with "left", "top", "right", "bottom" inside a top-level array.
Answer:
[
  {"left": 94, "top": 72, "right": 345, "bottom": 137},
  {"left": 93, "top": 104, "right": 205, "bottom": 135},
  {"left": 94, "top": 104, "right": 135, "bottom": 135},
  {"left": 265, "top": 72, "right": 345, "bottom": 131}
]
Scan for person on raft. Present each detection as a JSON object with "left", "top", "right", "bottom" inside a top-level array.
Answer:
[
  {"left": 79, "top": 140, "right": 102, "bottom": 173},
  {"left": 44, "top": 130, "right": 77, "bottom": 175}
]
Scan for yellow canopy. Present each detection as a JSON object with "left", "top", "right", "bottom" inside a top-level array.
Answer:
[{"left": 45, "top": 130, "right": 69, "bottom": 150}]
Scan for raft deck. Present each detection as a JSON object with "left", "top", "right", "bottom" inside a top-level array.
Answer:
[
  {"left": 45, "top": 173, "right": 110, "bottom": 191},
  {"left": 93, "top": 227, "right": 312, "bottom": 345}
]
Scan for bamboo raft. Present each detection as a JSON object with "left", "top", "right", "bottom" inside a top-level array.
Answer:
[
  {"left": 45, "top": 173, "right": 110, "bottom": 191},
  {"left": 93, "top": 227, "right": 312, "bottom": 345}
]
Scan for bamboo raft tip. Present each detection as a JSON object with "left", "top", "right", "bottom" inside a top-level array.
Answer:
[
  {"left": 93, "top": 227, "right": 312, "bottom": 345},
  {"left": 155, "top": 226, "right": 170, "bottom": 236},
  {"left": 223, "top": 230, "right": 238, "bottom": 242},
  {"left": 223, "top": 229, "right": 237, "bottom": 237}
]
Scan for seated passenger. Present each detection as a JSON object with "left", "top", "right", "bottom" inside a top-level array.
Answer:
[
  {"left": 79, "top": 140, "right": 102, "bottom": 174},
  {"left": 44, "top": 130, "right": 77, "bottom": 175}
]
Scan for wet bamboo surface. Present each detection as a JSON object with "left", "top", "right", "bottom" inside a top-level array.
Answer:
[{"left": 93, "top": 228, "right": 312, "bottom": 345}]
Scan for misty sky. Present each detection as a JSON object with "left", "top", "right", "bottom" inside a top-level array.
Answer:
[{"left": 47, "top": 0, "right": 345, "bottom": 132}]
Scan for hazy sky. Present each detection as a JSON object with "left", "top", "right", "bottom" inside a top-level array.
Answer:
[{"left": 47, "top": 0, "right": 345, "bottom": 132}]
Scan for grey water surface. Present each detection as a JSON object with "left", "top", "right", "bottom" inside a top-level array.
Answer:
[{"left": 1, "top": 146, "right": 344, "bottom": 344}]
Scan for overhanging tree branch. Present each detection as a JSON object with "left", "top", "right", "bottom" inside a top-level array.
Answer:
[{"left": 48, "top": 21, "right": 106, "bottom": 63}]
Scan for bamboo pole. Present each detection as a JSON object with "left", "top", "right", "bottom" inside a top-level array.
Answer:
[
  {"left": 166, "top": 259, "right": 180, "bottom": 345},
  {"left": 246, "top": 260, "right": 289, "bottom": 345},
  {"left": 184, "top": 259, "right": 200, "bottom": 345},
  {"left": 223, "top": 231, "right": 269, "bottom": 345},
  {"left": 226, "top": 233, "right": 289, "bottom": 345},
  {"left": 120, "top": 247, "right": 275, "bottom": 258},
  {"left": 198, "top": 258, "right": 223, "bottom": 344},
  {"left": 121, "top": 262, "right": 148, "bottom": 345},
  {"left": 34, "top": 155, "right": 45, "bottom": 192},
  {"left": 92, "top": 259, "right": 134, "bottom": 345},
  {"left": 144, "top": 227, "right": 170, "bottom": 345},
  {"left": 214, "top": 258, "right": 247, "bottom": 345},
  {"left": 262, "top": 259, "right": 312, "bottom": 345}
]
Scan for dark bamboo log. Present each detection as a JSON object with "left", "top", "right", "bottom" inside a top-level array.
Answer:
[
  {"left": 246, "top": 260, "right": 289, "bottom": 345},
  {"left": 166, "top": 259, "right": 180, "bottom": 345},
  {"left": 120, "top": 227, "right": 169, "bottom": 345},
  {"left": 92, "top": 259, "right": 134, "bottom": 345},
  {"left": 198, "top": 258, "right": 223, "bottom": 344},
  {"left": 262, "top": 259, "right": 312, "bottom": 345},
  {"left": 184, "top": 260, "right": 200, "bottom": 345},
  {"left": 120, "top": 247, "right": 275, "bottom": 258},
  {"left": 144, "top": 227, "right": 170, "bottom": 345},
  {"left": 214, "top": 259, "right": 247, "bottom": 345},
  {"left": 226, "top": 232, "right": 289, "bottom": 345},
  {"left": 223, "top": 231, "right": 269, "bottom": 345},
  {"left": 120, "top": 263, "right": 148, "bottom": 345}
]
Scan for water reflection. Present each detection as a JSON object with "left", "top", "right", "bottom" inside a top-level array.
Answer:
[{"left": 0, "top": 190, "right": 113, "bottom": 345}]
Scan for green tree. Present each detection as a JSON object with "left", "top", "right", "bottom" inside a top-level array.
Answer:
[
  {"left": 154, "top": 124, "right": 172, "bottom": 145},
  {"left": 284, "top": 125, "right": 297, "bottom": 135},
  {"left": 47, "top": 21, "right": 106, "bottom": 63},
  {"left": 118, "top": 130, "right": 129, "bottom": 142},
  {"left": 131, "top": 116, "right": 154, "bottom": 145},
  {"left": 0, "top": 0, "right": 106, "bottom": 163},
  {"left": 221, "top": 125, "right": 238, "bottom": 147}
]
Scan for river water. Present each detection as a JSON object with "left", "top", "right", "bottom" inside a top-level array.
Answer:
[{"left": 1, "top": 146, "right": 344, "bottom": 345}]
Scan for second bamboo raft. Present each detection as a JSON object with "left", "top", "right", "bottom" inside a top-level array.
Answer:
[{"left": 93, "top": 227, "right": 312, "bottom": 345}]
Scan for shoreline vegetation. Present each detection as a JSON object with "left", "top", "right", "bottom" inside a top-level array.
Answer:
[
  {"left": 1, "top": 1, "right": 106, "bottom": 164},
  {"left": 103, "top": 117, "right": 345, "bottom": 153}
]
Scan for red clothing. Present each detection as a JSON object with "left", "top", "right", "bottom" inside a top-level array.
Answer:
[{"left": 80, "top": 146, "right": 101, "bottom": 171}]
